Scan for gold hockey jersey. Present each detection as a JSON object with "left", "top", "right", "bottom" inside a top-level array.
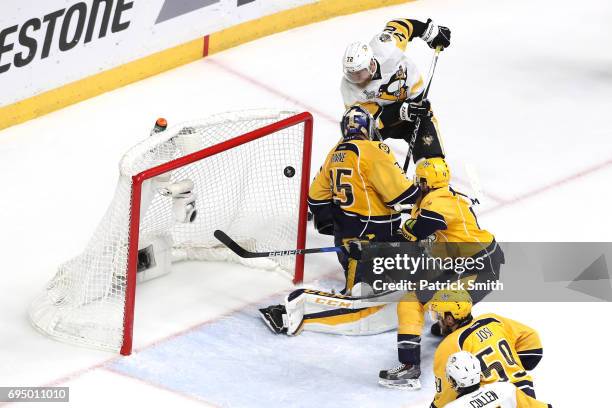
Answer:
[
  {"left": 308, "top": 140, "right": 417, "bottom": 222},
  {"left": 432, "top": 313, "right": 543, "bottom": 408},
  {"left": 409, "top": 186, "right": 494, "bottom": 258}
]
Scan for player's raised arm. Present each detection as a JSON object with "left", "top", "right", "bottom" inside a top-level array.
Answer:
[{"left": 382, "top": 18, "right": 451, "bottom": 51}]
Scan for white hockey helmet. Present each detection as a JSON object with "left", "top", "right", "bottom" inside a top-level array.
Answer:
[
  {"left": 446, "top": 351, "right": 482, "bottom": 390},
  {"left": 342, "top": 41, "right": 375, "bottom": 84}
]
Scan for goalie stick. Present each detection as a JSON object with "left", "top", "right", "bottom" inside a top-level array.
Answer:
[{"left": 402, "top": 46, "right": 443, "bottom": 172}]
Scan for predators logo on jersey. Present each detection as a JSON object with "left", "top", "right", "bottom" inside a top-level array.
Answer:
[{"left": 432, "top": 313, "right": 544, "bottom": 408}]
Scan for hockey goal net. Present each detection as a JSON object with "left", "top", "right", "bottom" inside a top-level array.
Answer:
[{"left": 29, "top": 110, "right": 313, "bottom": 355}]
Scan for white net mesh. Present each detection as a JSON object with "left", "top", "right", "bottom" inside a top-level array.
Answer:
[{"left": 29, "top": 110, "right": 308, "bottom": 352}]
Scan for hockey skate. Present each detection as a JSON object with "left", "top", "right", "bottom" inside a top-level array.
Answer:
[
  {"left": 378, "top": 363, "right": 421, "bottom": 390},
  {"left": 258, "top": 304, "right": 288, "bottom": 334}
]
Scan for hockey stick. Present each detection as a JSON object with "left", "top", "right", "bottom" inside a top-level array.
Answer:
[
  {"left": 464, "top": 163, "right": 483, "bottom": 205},
  {"left": 402, "top": 46, "right": 443, "bottom": 172},
  {"left": 214, "top": 230, "right": 344, "bottom": 258}
]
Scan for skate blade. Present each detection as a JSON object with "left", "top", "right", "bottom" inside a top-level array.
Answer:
[{"left": 378, "top": 378, "right": 422, "bottom": 390}]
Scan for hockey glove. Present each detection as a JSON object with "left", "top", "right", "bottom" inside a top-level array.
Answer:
[
  {"left": 343, "top": 234, "right": 376, "bottom": 261},
  {"left": 399, "top": 99, "right": 432, "bottom": 122},
  {"left": 400, "top": 219, "right": 418, "bottom": 242},
  {"left": 421, "top": 19, "right": 451, "bottom": 49}
]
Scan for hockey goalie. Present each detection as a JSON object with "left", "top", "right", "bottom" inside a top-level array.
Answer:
[{"left": 258, "top": 106, "right": 503, "bottom": 390}]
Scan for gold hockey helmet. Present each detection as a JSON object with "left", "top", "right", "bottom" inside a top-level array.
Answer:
[
  {"left": 428, "top": 289, "right": 473, "bottom": 321},
  {"left": 414, "top": 157, "right": 451, "bottom": 189}
]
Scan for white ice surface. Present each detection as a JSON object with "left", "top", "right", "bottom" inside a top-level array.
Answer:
[{"left": 1, "top": 0, "right": 612, "bottom": 406}]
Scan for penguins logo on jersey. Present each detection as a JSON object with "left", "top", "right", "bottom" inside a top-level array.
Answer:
[
  {"left": 378, "top": 67, "right": 409, "bottom": 101},
  {"left": 422, "top": 135, "right": 434, "bottom": 146}
]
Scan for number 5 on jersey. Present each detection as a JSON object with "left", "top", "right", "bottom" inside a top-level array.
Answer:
[{"left": 331, "top": 168, "right": 354, "bottom": 206}]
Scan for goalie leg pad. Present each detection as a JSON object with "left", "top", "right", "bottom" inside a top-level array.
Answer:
[{"left": 283, "top": 288, "right": 398, "bottom": 336}]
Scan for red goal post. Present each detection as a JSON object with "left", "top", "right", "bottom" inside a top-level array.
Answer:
[
  {"left": 121, "top": 112, "right": 313, "bottom": 355},
  {"left": 29, "top": 110, "right": 313, "bottom": 356}
]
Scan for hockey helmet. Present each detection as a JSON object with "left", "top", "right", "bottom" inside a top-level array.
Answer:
[
  {"left": 343, "top": 41, "right": 375, "bottom": 84},
  {"left": 341, "top": 105, "right": 380, "bottom": 141},
  {"left": 428, "top": 289, "right": 473, "bottom": 321},
  {"left": 414, "top": 157, "right": 451, "bottom": 189},
  {"left": 446, "top": 351, "right": 482, "bottom": 390}
]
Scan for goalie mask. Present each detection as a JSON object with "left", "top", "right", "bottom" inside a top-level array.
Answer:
[{"left": 341, "top": 105, "right": 381, "bottom": 141}]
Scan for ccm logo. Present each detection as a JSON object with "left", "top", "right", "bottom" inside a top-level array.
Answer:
[{"left": 314, "top": 298, "right": 352, "bottom": 308}]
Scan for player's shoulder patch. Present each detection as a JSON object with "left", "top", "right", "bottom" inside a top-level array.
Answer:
[
  {"left": 378, "top": 32, "right": 393, "bottom": 43},
  {"left": 378, "top": 142, "right": 391, "bottom": 154}
]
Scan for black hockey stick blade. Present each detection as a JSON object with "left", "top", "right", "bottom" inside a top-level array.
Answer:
[{"left": 214, "top": 230, "right": 262, "bottom": 258}]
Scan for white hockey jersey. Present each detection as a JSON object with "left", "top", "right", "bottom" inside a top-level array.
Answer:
[
  {"left": 445, "top": 382, "right": 551, "bottom": 408},
  {"left": 340, "top": 22, "right": 424, "bottom": 113}
]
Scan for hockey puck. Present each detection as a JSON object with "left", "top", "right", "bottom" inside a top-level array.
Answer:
[{"left": 284, "top": 166, "right": 296, "bottom": 178}]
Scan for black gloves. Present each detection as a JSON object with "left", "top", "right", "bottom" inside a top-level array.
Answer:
[
  {"left": 399, "top": 99, "right": 432, "bottom": 122},
  {"left": 421, "top": 19, "right": 451, "bottom": 49}
]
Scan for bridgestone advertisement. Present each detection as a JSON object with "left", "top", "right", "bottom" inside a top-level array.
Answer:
[{"left": 0, "top": 0, "right": 315, "bottom": 105}]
